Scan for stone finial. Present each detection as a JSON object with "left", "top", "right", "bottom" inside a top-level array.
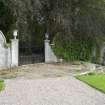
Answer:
[{"left": 13, "top": 30, "right": 18, "bottom": 39}]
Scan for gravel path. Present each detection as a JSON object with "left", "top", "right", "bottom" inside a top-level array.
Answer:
[
  {"left": 0, "top": 76, "right": 105, "bottom": 105},
  {"left": 0, "top": 63, "right": 96, "bottom": 79}
]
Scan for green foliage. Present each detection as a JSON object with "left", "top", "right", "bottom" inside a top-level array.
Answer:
[
  {"left": 0, "top": 0, "right": 105, "bottom": 61},
  {"left": 0, "top": 0, "right": 15, "bottom": 42},
  {"left": 29, "top": 17, "right": 45, "bottom": 45},
  {"left": 50, "top": 0, "right": 105, "bottom": 62},
  {"left": 0, "top": 0, "right": 45, "bottom": 49},
  {"left": 53, "top": 35, "right": 93, "bottom": 62}
]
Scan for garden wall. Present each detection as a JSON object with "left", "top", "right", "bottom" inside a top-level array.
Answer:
[{"left": 0, "top": 31, "right": 18, "bottom": 70}]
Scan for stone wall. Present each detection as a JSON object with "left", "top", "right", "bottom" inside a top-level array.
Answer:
[{"left": 0, "top": 30, "right": 18, "bottom": 70}]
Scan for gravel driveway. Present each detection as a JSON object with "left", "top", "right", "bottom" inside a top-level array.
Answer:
[{"left": 0, "top": 76, "right": 105, "bottom": 105}]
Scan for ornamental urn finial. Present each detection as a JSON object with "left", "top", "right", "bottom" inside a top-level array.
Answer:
[{"left": 13, "top": 30, "right": 18, "bottom": 39}]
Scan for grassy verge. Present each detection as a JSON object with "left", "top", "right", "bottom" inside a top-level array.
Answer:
[
  {"left": 76, "top": 73, "right": 105, "bottom": 93},
  {"left": 0, "top": 80, "right": 4, "bottom": 92}
]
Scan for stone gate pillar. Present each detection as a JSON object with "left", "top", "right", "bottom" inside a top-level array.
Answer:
[
  {"left": 45, "top": 39, "right": 50, "bottom": 62},
  {"left": 45, "top": 33, "right": 58, "bottom": 63},
  {"left": 11, "top": 30, "right": 19, "bottom": 67}
]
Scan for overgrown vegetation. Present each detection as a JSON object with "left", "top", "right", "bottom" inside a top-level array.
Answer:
[
  {"left": 52, "top": 0, "right": 105, "bottom": 62},
  {"left": 53, "top": 36, "right": 93, "bottom": 61},
  {"left": 0, "top": 0, "right": 15, "bottom": 42},
  {"left": 0, "top": 0, "right": 105, "bottom": 62}
]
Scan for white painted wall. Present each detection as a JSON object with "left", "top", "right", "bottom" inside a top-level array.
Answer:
[
  {"left": 0, "top": 31, "right": 19, "bottom": 70},
  {"left": 0, "top": 44, "right": 7, "bottom": 68}
]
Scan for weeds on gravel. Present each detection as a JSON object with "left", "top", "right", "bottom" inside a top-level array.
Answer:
[{"left": 0, "top": 80, "right": 4, "bottom": 92}]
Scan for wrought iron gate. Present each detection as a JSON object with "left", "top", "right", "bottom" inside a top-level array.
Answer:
[{"left": 19, "top": 45, "right": 44, "bottom": 65}]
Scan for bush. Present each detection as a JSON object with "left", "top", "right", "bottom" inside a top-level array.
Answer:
[
  {"left": 87, "top": 72, "right": 96, "bottom": 76},
  {"left": 53, "top": 36, "right": 94, "bottom": 62}
]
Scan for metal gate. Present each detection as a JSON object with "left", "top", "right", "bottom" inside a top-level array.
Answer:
[{"left": 19, "top": 45, "right": 45, "bottom": 65}]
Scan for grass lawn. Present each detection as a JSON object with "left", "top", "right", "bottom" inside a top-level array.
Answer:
[
  {"left": 76, "top": 73, "right": 105, "bottom": 93},
  {"left": 0, "top": 80, "right": 4, "bottom": 92}
]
